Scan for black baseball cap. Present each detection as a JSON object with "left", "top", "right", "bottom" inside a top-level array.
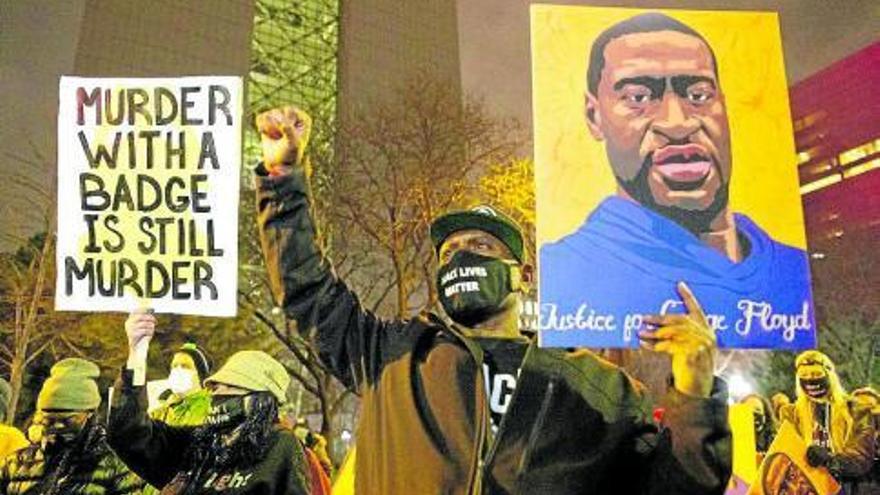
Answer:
[{"left": 430, "top": 205, "right": 524, "bottom": 263}]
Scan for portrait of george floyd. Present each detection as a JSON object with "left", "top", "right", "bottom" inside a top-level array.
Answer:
[{"left": 533, "top": 6, "right": 816, "bottom": 349}]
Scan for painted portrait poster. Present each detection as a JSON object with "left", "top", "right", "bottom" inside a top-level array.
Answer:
[{"left": 533, "top": 6, "right": 816, "bottom": 349}]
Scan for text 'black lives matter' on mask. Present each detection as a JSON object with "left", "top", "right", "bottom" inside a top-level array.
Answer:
[{"left": 437, "top": 251, "right": 520, "bottom": 327}]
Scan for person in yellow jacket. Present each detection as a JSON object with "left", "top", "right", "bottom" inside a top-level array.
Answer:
[
  {"left": 0, "top": 378, "right": 27, "bottom": 459},
  {"left": 149, "top": 342, "right": 213, "bottom": 427},
  {"left": 779, "top": 350, "right": 875, "bottom": 490}
]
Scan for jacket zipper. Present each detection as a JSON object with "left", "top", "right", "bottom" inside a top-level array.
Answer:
[
  {"left": 445, "top": 324, "right": 490, "bottom": 495},
  {"left": 471, "top": 363, "right": 489, "bottom": 494},
  {"left": 478, "top": 342, "right": 544, "bottom": 491},
  {"left": 517, "top": 380, "right": 555, "bottom": 476}
]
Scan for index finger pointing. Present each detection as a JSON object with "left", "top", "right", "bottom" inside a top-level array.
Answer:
[{"left": 677, "top": 281, "right": 706, "bottom": 319}]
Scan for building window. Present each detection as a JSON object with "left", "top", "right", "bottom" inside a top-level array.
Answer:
[
  {"left": 842, "top": 158, "right": 880, "bottom": 179},
  {"left": 800, "top": 173, "right": 842, "bottom": 195},
  {"left": 838, "top": 139, "right": 879, "bottom": 166},
  {"left": 793, "top": 111, "right": 826, "bottom": 132},
  {"left": 797, "top": 151, "right": 811, "bottom": 164}
]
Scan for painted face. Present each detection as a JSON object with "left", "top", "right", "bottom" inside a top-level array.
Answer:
[
  {"left": 797, "top": 363, "right": 830, "bottom": 401},
  {"left": 588, "top": 30, "right": 731, "bottom": 230}
]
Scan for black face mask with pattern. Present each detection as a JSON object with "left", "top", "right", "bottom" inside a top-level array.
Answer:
[
  {"left": 437, "top": 251, "right": 518, "bottom": 327},
  {"left": 164, "top": 392, "right": 279, "bottom": 495},
  {"left": 205, "top": 394, "right": 249, "bottom": 429}
]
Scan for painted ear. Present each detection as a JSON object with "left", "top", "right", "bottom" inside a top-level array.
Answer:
[
  {"left": 511, "top": 263, "right": 535, "bottom": 292},
  {"left": 585, "top": 92, "right": 604, "bottom": 141}
]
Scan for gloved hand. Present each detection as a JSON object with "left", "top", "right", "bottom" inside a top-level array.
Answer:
[{"left": 806, "top": 445, "right": 833, "bottom": 467}]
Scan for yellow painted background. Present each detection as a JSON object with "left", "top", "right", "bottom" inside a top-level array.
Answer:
[{"left": 531, "top": 5, "right": 807, "bottom": 249}]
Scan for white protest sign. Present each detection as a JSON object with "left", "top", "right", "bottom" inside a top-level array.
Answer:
[{"left": 55, "top": 76, "right": 242, "bottom": 316}]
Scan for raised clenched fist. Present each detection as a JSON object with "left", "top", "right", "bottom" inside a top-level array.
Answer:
[
  {"left": 255, "top": 106, "right": 312, "bottom": 177},
  {"left": 125, "top": 309, "right": 157, "bottom": 353}
]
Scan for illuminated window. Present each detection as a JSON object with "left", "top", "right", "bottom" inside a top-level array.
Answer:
[
  {"left": 800, "top": 174, "right": 842, "bottom": 195},
  {"left": 843, "top": 158, "right": 880, "bottom": 179},
  {"left": 803, "top": 159, "right": 834, "bottom": 177},
  {"left": 793, "top": 111, "right": 826, "bottom": 132},
  {"left": 797, "top": 151, "right": 811, "bottom": 164},
  {"left": 839, "top": 139, "right": 879, "bottom": 166}
]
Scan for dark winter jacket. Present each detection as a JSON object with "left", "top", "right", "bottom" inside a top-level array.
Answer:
[
  {"left": 255, "top": 167, "right": 733, "bottom": 494},
  {"left": 106, "top": 370, "right": 311, "bottom": 495},
  {"left": 0, "top": 420, "right": 143, "bottom": 495}
]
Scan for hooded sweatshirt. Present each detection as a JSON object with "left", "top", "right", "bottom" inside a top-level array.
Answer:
[{"left": 540, "top": 196, "right": 815, "bottom": 349}]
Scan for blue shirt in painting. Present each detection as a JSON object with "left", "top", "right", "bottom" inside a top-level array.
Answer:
[{"left": 539, "top": 197, "right": 815, "bottom": 350}]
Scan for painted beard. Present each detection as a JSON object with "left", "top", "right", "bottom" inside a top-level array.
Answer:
[{"left": 617, "top": 154, "right": 729, "bottom": 235}]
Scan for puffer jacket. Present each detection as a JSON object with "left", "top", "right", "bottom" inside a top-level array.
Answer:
[{"left": 0, "top": 420, "right": 143, "bottom": 495}]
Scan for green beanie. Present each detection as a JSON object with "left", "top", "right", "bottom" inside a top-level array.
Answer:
[
  {"left": 205, "top": 351, "right": 290, "bottom": 404},
  {"left": 37, "top": 358, "right": 101, "bottom": 411}
]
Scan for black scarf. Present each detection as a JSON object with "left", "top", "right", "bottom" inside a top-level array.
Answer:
[
  {"left": 161, "top": 392, "right": 279, "bottom": 495},
  {"left": 34, "top": 415, "right": 106, "bottom": 495}
]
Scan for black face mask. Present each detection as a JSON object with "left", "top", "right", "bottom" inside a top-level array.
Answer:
[
  {"left": 800, "top": 376, "right": 830, "bottom": 400},
  {"left": 206, "top": 394, "right": 249, "bottom": 428},
  {"left": 437, "top": 251, "right": 518, "bottom": 327},
  {"left": 34, "top": 411, "right": 89, "bottom": 455}
]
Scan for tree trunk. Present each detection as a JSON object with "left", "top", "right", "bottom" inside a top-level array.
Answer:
[
  {"left": 6, "top": 354, "right": 24, "bottom": 424},
  {"left": 391, "top": 251, "right": 408, "bottom": 319}
]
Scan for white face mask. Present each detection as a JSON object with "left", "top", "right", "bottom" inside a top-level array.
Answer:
[{"left": 168, "top": 367, "right": 197, "bottom": 395}]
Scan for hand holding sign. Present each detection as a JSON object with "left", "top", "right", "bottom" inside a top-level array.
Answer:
[
  {"left": 125, "top": 309, "right": 157, "bottom": 351},
  {"left": 125, "top": 309, "right": 157, "bottom": 386},
  {"left": 640, "top": 282, "right": 716, "bottom": 398},
  {"left": 256, "top": 106, "right": 312, "bottom": 177}
]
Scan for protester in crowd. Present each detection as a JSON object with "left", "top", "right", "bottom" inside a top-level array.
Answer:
[
  {"left": 852, "top": 387, "right": 880, "bottom": 427},
  {"left": 144, "top": 344, "right": 213, "bottom": 495},
  {"left": 150, "top": 342, "right": 212, "bottom": 427},
  {"left": 252, "top": 105, "right": 732, "bottom": 494},
  {"left": 0, "top": 378, "right": 27, "bottom": 460},
  {"left": 742, "top": 393, "right": 778, "bottom": 454},
  {"left": 771, "top": 392, "right": 792, "bottom": 423},
  {"left": 852, "top": 386, "right": 880, "bottom": 486},
  {"left": 107, "top": 312, "right": 325, "bottom": 494},
  {"left": 292, "top": 420, "right": 332, "bottom": 478},
  {"left": 779, "top": 350, "right": 875, "bottom": 491},
  {"left": 0, "top": 358, "right": 144, "bottom": 495}
]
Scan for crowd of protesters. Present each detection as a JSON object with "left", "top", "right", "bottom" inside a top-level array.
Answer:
[{"left": 0, "top": 102, "right": 874, "bottom": 494}]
